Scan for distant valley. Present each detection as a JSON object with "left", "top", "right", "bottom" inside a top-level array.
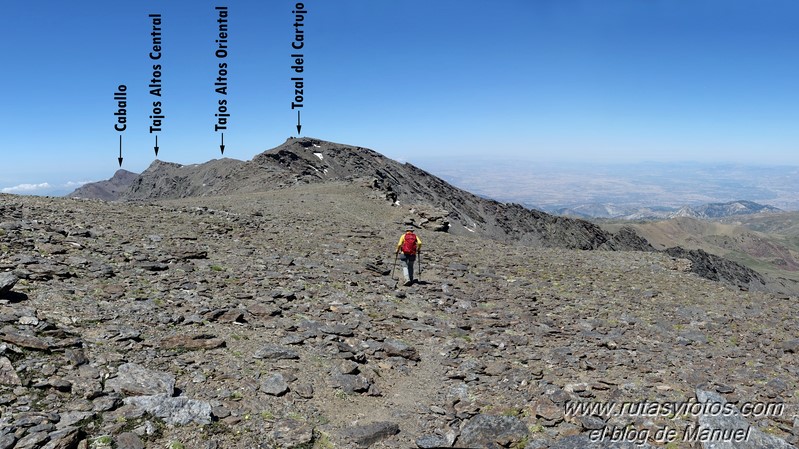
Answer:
[
  {"left": 412, "top": 157, "right": 799, "bottom": 294},
  {"left": 413, "top": 158, "right": 799, "bottom": 214},
  {"left": 551, "top": 200, "right": 782, "bottom": 220}
]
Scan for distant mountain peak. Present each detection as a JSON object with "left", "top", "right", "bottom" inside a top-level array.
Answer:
[
  {"left": 65, "top": 137, "right": 776, "bottom": 291},
  {"left": 679, "top": 200, "right": 781, "bottom": 219},
  {"left": 146, "top": 159, "right": 183, "bottom": 170},
  {"left": 112, "top": 169, "right": 137, "bottom": 178},
  {"left": 550, "top": 200, "right": 782, "bottom": 220},
  {"left": 66, "top": 137, "right": 652, "bottom": 252},
  {"left": 67, "top": 169, "right": 139, "bottom": 201}
]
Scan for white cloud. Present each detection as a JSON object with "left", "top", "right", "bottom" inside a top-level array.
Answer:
[
  {"left": 64, "top": 181, "right": 90, "bottom": 188},
  {"left": 0, "top": 180, "right": 93, "bottom": 196},
  {"left": 1, "top": 182, "right": 52, "bottom": 193}
]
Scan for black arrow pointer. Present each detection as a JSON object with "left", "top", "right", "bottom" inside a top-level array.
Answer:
[
  {"left": 154, "top": 135, "right": 160, "bottom": 157},
  {"left": 118, "top": 135, "right": 124, "bottom": 167},
  {"left": 297, "top": 110, "right": 302, "bottom": 135},
  {"left": 220, "top": 133, "right": 225, "bottom": 155}
]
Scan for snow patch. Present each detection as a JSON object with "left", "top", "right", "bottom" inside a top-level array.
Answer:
[
  {"left": 313, "top": 144, "right": 321, "bottom": 148},
  {"left": 314, "top": 152, "right": 324, "bottom": 160}
]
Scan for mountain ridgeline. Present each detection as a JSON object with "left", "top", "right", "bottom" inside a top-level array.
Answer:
[
  {"left": 70, "top": 137, "right": 768, "bottom": 291},
  {"left": 74, "top": 138, "right": 652, "bottom": 251},
  {"left": 674, "top": 200, "right": 782, "bottom": 219},
  {"left": 67, "top": 169, "right": 139, "bottom": 201},
  {"left": 550, "top": 200, "right": 782, "bottom": 220}
]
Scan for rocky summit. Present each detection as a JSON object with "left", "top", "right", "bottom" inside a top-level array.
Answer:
[
  {"left": 77, "top": 138, "right": 656, "bottom": 251},
  {"left": 73, "top": 138, "right": 768, "bottom": 291},
  {"left": 1, "top": 139, "right": 798, "bottom": 449},
  {"left": 67, "top": 170, "right": 138, "bottom": 202}
]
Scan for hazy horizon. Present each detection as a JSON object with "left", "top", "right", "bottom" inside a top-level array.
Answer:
[
  {"left": 3, "top": 1, "right": 798, "bottom": 199},
  {"left": 7, "top": 154, "right": 799, "bottom": 216},
  {"left": 413, "top": 157, "right": 799, "bottom": 212}
]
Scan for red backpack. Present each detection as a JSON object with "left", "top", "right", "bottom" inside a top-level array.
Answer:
[{"left": 401, "top": 233, "right": 418, "bottom": 255}]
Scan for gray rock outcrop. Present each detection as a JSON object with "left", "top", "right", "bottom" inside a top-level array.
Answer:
[
  {"left": 124, "top": 395, "right": 213, "bottom": 426},
  {"left": 694, "top": 389, "right": 796, "bottom": 449},
  {"left": 105, "top": 363, "right": 175, "bottom": 397},
  {"left": 0, "top": 273, "right": 17, "bottom": 293}
]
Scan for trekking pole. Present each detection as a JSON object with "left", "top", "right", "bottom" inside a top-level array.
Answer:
[
  {"left": 391, "top": 252, "right": 399, "bottom": 287},
  {"left": 418, "top": 252, "right": 423, "bottom": 281}
]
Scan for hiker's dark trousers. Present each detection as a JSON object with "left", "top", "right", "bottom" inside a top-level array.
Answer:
[{"left": 399, "top": 253, "right": 416, "bottom": 283}]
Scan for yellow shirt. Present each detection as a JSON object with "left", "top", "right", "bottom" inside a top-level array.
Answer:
[{"left": 397, "top": 232, "right": 422, "bottom": 253}]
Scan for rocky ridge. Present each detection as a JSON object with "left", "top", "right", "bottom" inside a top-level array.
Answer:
[
  {"left": 674, "top": 200, "right": 783, "bottom": 220},
  {"left": 663, "top": 247, "right": 769, "bottom": 292},
  {"left": 78, "top": 138, "right": 653, "bottom": 251},
  {"left": 71, "top": 138, "right": 768, "bottom": 292},
  {"left": 550, "top": 200, "right": 782, "bottom": 220},
  {"left": 67, "top": 170, "right": 138, "bottom": 202},
  {"left": 2, "top": 183, "right": 798, "bottom": 448}
]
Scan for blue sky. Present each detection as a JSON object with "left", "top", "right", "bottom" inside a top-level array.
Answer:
[{"left": 1, "top": 1, "right": 798, "bottom": 195}]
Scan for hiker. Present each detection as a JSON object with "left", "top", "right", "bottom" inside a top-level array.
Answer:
[{"left": 396, "top": 228, "right": 422, "bottom": 286}]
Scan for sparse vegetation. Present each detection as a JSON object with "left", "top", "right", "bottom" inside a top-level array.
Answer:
[
  {"left": 511, "top": 435, "right": 529, "bottom": 449},
  {"left": 90, "top": 435, "right": 113, "bottom": 448},
  {"left": 287, "top": 412, "right": 305, "bottom": 421},
  {"left": 3, "top": 141, "right": 799, "bottom": 448},
  {"left": 313, "top": 431, "right": 336, "bottom": 449}
]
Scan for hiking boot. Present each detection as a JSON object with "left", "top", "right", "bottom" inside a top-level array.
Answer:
[{"left": 403, "top": 280, "right": 412, "bottom": 286}]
